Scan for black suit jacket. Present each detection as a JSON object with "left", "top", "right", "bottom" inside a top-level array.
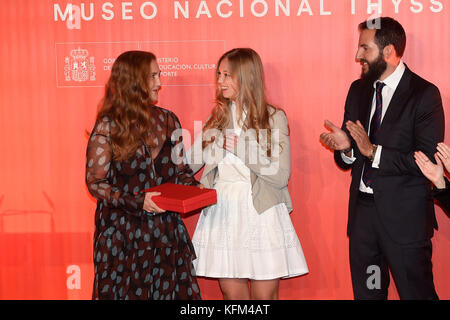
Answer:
[
  {"left": 432, "top": 177, "right": 450, "bottom": 213},
  {"left": 334, "top": 66, "right": 445, "bottom": 244}
]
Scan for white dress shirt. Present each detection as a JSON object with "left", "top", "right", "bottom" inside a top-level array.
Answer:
[{"left": 342, "top": 60, "right": 406, "bottom": 193}]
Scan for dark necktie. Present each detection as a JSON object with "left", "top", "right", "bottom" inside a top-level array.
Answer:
[{"left": 362, "top": 81, "right": 386, "bottom": 188}]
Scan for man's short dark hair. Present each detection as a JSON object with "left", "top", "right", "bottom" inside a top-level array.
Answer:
[{"left": 359, "top": 17, "right": 406, "bottom": 57}]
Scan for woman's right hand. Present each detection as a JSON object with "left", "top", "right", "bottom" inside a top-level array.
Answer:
[
  {"left": 414, "top": 151, "right": 445, "bottom": 189},
  {"left": 436, "top": 142, "right": 450, "bottom": 173},
  {"left": 143, "top": 192, "right": 166, "bottom": 213}
]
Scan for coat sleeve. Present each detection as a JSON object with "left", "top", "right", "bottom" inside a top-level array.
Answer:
[
  {"left": 379, "top": 84, "right": 445, "bottom": 176},
  {"left": 232, "top": 109, "right": 291, "bottom": 189}
]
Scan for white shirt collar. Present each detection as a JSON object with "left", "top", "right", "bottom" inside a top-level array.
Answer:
[{"left": 374, "top": 60, "right": 405, "bottom": 91}]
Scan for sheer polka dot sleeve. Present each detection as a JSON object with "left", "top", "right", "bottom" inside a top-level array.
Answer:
[{"left": 85, "top": 117, "right": 145, "bottom": 215}]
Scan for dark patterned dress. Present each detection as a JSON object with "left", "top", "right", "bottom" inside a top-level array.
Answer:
[{"left": 86, "top": 105, "right": 201, "bottom": 300}]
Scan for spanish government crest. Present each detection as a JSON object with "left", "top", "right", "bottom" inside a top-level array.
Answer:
[{"left": 64, "top": 47, "right": 96, "bottom": 82}]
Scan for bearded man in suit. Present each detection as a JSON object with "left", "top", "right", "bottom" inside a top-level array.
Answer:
[{"left": 320, "top": 17, "right": 444, "bottom": 300}]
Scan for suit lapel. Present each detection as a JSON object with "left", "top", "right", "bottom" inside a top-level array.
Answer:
[
  {"left": 376, "top": 67, "right": 413, "bottom": 141},
  {"left": 357, "top": 66, "right": 414, "bottom": 142},
  {"left": 358, "top": 83, "right": 375, "bottom": 131}
]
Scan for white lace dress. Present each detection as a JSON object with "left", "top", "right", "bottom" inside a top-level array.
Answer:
[{"left": 192, "top": 104, "right": 308, "bottom": 280}]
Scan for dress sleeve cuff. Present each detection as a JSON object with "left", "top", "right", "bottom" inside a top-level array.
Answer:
[{"left": 431, "top": 176, "right": 450, "bottom": 197}]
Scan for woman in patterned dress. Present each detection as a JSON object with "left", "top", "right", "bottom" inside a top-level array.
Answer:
[{"left": 85, "top": 50, "right": 201, "bottom": 300}]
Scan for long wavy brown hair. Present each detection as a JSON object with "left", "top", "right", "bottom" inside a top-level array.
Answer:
[
  {"left": 203, "top": 48, "right": 277, "bottom": 153},
  {"left": 96, "top": 50, "right": 157, "bottom": 162}
]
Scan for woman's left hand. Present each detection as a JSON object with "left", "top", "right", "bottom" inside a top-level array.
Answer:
[
  {"left": 414, "top": 151, "right": 446, "bottom": 189},
  {"left": 436, "top": 142, "right": 450, "bottom": 173}
]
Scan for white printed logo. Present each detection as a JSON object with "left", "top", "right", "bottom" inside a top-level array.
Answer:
[
  {"left": 366, "top": 265, "right": 381, "bottom": 290},
  {"left": 64, "top": 47, "right": 96, "bottom": 82},
  {"left": 66, "top": 265, "right": 81, "bottom": 290}
]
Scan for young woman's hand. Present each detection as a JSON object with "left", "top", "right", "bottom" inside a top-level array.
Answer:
[
  {"left": 436, "top": 142, "right": 450, "bottom": 173},
  {"left": 414, "top": 151, "right": 445, "bottom": 189}
]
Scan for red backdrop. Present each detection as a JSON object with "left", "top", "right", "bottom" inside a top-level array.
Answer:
[{"left": 0, "top": 0, "right": 449, "bottom": 299}]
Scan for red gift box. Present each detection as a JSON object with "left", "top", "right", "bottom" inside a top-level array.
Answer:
[{"left": 142, "top": 183, "right": 217, "bottom": 213}]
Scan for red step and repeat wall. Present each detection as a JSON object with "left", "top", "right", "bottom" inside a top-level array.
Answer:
[{"left": 0, "top": 0, "right": 449, "bottom": 299}]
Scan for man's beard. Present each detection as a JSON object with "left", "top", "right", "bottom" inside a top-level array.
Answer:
[{"left": 360, "top": 53, "right": 387, "bottom": 83}]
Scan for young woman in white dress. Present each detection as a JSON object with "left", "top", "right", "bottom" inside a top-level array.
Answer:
[{"left": 188, "top": 48, "right": 308, "bottom": 300}]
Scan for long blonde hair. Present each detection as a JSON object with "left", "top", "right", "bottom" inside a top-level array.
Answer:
[{"left": 203, "top": 48, "right": 277, "bottom": 153}]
